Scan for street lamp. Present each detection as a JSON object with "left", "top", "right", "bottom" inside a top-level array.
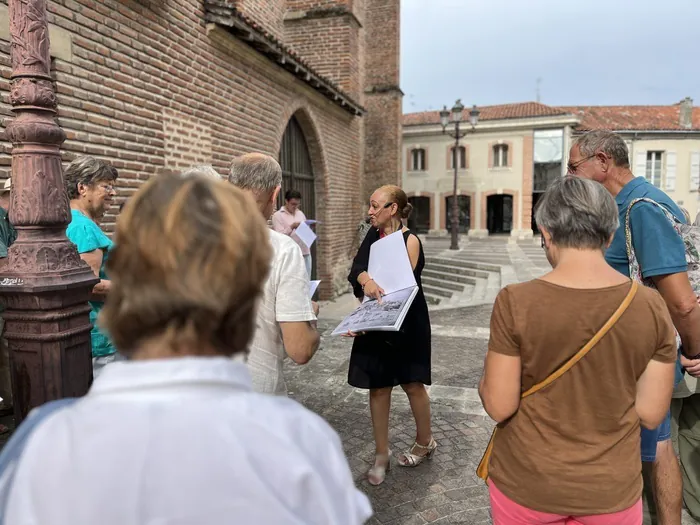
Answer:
[{"left": 440, "top": 100, "right": 479, "bottom": 250}]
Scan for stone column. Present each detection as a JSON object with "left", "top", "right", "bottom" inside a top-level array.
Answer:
[{"left": 0, "top": 0, "right": 97, "bottom": 423}]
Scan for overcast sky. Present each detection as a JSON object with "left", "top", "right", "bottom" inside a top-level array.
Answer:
[{"left": 401, "top": 0, "right": 700, "bottom": 113}]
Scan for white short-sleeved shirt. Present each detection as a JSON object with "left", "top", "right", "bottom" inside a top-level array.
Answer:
[
  {"left": 247, "top": 229, "right": 316, "bottom": 394},
  {"left": 1, "top": 358, "right": 372, "bottom": 525}
]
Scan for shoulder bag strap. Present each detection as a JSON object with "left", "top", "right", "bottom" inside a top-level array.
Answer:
[
  {"left": 477, "top": 281, "right": 638, "bottom": 482},
  {"left": 522, "top": 280, "right": 638, "bottom": 398}
]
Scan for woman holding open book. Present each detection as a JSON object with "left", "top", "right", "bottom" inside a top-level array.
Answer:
[{"left": 347, "top": 184, "right": 434, "bottom": 486}]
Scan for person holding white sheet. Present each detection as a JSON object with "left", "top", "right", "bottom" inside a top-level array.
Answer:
[
  {"left": 347, "top": 185, "right": 434, "bottom": 487},
  {"left": 272, "top": 189, "right": 313, "bottom": 277}
]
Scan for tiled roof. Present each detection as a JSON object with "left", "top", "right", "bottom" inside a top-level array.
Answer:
[
  {"left": 403, "top": 102, "right": 569, "bottom": 126},
  {"left": 204, "top": 1, "right": 364, "bottom": 116},
  {"left": 561, "top": 104, "right": 700, "bottom": 131}
]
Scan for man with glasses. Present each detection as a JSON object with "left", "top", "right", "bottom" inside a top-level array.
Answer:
[{"left": 569, "top": 130, "right": 700, "bottom": 525}]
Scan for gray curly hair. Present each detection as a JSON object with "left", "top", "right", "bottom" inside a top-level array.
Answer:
[{"left": 64, "top": 156, "right": 118, "bottom": 199}]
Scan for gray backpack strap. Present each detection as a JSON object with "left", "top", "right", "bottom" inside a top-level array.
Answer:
[{"left": 0, "top": 398, "right": 77, "bottom": 523}]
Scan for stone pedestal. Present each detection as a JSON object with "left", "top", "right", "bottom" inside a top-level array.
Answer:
[{"left": 0, "top": 0, "right": 97, "bottom": 423}]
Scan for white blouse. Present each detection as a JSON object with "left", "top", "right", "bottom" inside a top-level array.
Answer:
[{"left": 1, "top": 357, "right": 372, "bottom": 525}]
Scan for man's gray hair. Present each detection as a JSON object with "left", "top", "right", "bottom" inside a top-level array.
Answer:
[
  {"left": 64, "top": 156, "right": 118, "bottom": 199},
  {"left": 574, "top": 130, "right": 630, "bottom": 168},
  {"left": 181, "top": 165, "right": 222, "bottom": 180},
  {"left": 228, "top": 153, "right": 282, "bottom": 192},
  {"left": 535, "top": 175, "right": 619, "bottom": 250}
]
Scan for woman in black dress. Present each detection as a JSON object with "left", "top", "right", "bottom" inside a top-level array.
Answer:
[{"left": 346, "top": 185, "right": 435, "bottom": 486}]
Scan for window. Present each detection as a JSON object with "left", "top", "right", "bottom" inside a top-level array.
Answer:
[
  {"left": 411, "top": 148, "right": 426, "bottom": 171},
  {"left": 493, "top": 144, "right": 509, "bottom": 168},
  {"left": 646, "top": 151, "right": 663, "bottom": 187},
  {"left": 451, "top": 146, "right": 466, "bottom": 169}
]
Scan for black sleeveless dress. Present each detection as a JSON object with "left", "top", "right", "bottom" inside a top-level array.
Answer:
[{"left": 347, "top": 229, "right": 432, "bottom": 389}]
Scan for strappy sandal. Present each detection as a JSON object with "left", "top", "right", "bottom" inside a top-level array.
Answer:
[
  {"left": 367, "top": 451, "right": 391, "bottom": 486},
  {"left": 397, "top": 437, "right": 437, "bottom": 467}
]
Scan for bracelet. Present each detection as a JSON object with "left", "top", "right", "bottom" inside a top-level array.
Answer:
[{"left": 361, "top": 278, "right": 373, "bottom": 290}]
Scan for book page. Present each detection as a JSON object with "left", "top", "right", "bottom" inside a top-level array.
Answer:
[{"left": 309, "top": 280, "right": 321, "bottom": 298}]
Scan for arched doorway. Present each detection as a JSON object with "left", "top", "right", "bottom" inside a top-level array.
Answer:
[
  {"left": 487, "top": 194, "right": 513, "bottom": 234},
  {"left": 444, "top": 195, "right": 470, "bottom": 233},
  {"left": 408, "top": 196, "right": 430, "bottom": 233},
  {"left": 279, "top": 116, "right": 317, "bottom": 278}
]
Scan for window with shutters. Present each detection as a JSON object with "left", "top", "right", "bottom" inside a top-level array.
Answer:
[
  {"left": 411, "top": 148, "right": 426, "bottom": 171},
  {"left": 493, "top": 144, "right": 509, "bottom": 168},
  {"left": 645, "top": 151, "right": 663, "bottom": 188},
  {"left": 450, "top": 146, "right": 466, "bottom": 169},
  {"left": 664, "top": 152, "right": 676, "bottom": 192},
  {"left": 691, "top": 152, "right": 700, "bottom": 192}
]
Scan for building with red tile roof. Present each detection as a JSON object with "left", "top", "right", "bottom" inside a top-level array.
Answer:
[{"left": 402, "top": 99, "right": 700, "bottom": 238}]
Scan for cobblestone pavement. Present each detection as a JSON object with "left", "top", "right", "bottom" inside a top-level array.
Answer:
[{"left": 290, "top": 237, "right": 699, "bottom": 525}]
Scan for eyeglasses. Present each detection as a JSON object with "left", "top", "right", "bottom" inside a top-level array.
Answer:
[
  {"left": 98, "top": 184, "right": 115, "bottom": 193},
  {"left": 567, "top": 154, "right": 597, "bottom": 174}
]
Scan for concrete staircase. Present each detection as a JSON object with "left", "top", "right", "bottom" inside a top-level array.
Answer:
[{"left": 421, "top": 255, "right": 501, "bottom": 308}]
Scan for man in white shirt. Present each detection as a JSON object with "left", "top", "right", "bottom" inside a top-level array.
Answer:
[{"left": 229, "top": 153, "right": 321, "bottom": 394}]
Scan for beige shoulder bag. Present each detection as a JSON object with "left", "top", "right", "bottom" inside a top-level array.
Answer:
[{"left": 476, "top": 280, "right": 638, "bottom": 482}]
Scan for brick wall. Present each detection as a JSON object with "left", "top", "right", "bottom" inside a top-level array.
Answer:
[
  {"left": 284, "top": 13, "right": 361, "bottom": 100},
  {"left": 231, "top": 0, "right": 287, "bottom": 42},
  {"left": 0, "top": 0, "right": 376, "bottom": 299},
  {"left": 362, "top": 0, "right": 402, "bottom": 199}
]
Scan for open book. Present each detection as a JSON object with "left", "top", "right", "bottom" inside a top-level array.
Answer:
[{"left": 332, "top": 231, "right": 418, "bottom": 335}]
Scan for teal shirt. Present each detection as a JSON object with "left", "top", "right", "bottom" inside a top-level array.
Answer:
[
  {"left": 0, "top": 207, "right": 16, "bottom": 258},
  {"left": 66, "top": 209, "right": 115, "bottom": 358}
]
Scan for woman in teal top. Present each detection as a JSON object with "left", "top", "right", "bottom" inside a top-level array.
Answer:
[{"left": 64, "top": 156, "right": 119, "bottom": 376}]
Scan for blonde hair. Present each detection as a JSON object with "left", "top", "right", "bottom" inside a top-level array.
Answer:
[
  {"left": 377, "top": 185, "right": 413, "bottom": 219},
  {"left": 101, "top": 171, "right": 271, "bottom": 356}
]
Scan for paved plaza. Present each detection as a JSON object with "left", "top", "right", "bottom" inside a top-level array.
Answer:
[{"left": 292, "top": 236, "right": 699, "bottom": 525}]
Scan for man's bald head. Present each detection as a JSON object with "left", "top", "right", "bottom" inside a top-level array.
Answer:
[{"left": 228, "top": 153, "right": 282, "bottom": 192}]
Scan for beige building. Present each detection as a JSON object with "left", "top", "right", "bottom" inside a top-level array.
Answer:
[{"left": 403, "top": 98, "right": 700, "bottom": 237}]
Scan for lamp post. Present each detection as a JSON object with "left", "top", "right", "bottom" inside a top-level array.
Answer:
[
  {"left": 440, "top": 100, "right": 479, "bottom": 250},
  {"left": 0, "top": 0, "right": 98, "bottom": 423}
]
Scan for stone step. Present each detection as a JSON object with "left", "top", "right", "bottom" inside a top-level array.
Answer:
[
  {"left": 424, "top": 262, "right": 492, "bottom": 279},
  {"left": 425, "top": 294, "right": 441, "bottom": 305},
  {"left": 426, "top": 257, "right": 501, "bottom": 273},
  {"left": 421, "top": 277, "right": 466, "bottom": 292},
  {"left": 422, "top": 284, "right": 454, "bottom": 299},
  {"left": 422, "top": 269, "right": 478, "bottom": 285}
]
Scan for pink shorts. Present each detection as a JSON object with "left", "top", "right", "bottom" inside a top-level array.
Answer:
[{"left": 489, "top": 481, "right": 642, "bottom": 525}]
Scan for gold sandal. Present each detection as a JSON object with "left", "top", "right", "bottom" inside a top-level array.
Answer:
[
  {"left": 367, "top": 451, "right": 391, "bottom": 486},
  {"left": 397, "top": 437, "right": 437, "bottom": 467}
]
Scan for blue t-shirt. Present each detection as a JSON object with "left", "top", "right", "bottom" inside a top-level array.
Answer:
[
  {"left": 605, "top": 177, "right": 687, "bottom": 279},
  {"left": 606, "top": 177, "right": 686, "bottom": 389},
  {"left": 66, "top": 209, "right": 115, "bottom": 358}
]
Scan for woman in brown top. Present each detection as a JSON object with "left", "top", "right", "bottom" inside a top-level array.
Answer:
[{"left": 479, "top": 176, "right": 676, "bottom": 524}]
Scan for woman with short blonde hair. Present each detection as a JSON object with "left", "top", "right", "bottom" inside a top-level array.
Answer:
[{"left": 0, "top": 171, "right": 372, "bottom": 525}]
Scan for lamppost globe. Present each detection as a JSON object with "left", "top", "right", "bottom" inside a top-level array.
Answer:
[
  {"left": 469, "top": 104, "right": 480, "bottom": 128},
  {"left": 451, "top": 99, "right": 464, "bottom": 123},
  {"left": 439, "top": 106, "right": 450, "bottom": 130}
]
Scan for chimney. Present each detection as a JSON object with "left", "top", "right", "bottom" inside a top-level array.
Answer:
[{"left": 680, "top": 97, "right": 693, "bottom": 129}]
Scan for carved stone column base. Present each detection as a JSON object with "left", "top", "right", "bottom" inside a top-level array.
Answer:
[{"left": 1, "top": 280, "right": 96, "bottom": 422}]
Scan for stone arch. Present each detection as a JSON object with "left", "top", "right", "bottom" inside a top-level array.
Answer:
[{"left": 273, "top": 101, "right": 331, "bottom": 294}]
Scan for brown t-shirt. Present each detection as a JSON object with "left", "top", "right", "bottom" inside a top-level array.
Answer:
[{"left": 488, "top": 279, "right": 676, "bottom": 515}]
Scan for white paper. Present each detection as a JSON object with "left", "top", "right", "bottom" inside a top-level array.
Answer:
[
  {"left": 309, "top": 280, "right": 321, "bottom": 297},
  {"left": 367, "top": 230, "right": 416, "bottom": 297},
  {"left": 305, "top": 220, "right": 319, "bottom": 225},
  {"left": 295, "top": 221, "right": 317, "bottom": 249}
]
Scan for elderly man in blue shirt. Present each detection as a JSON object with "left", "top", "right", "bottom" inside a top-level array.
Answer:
[{"left": 569, "top": 130, "right": 700, "bottom": 525}]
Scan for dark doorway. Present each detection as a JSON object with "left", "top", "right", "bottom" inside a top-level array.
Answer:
[
  {"left": 444, "top": 195, "right": 471, "bottom": 233},
  {"left": 408, "top": 196, "right": 430, "bottom": 233},
  {"left": 279, "top": 116, "right": 317, "bottom": 278},
  {"left": 487, "top": 195, "right": 513, "bottom": 234}
]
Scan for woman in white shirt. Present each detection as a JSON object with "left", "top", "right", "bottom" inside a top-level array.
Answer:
[{"left": 0, "top": 171, "right": 371, "bottom": 525}]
